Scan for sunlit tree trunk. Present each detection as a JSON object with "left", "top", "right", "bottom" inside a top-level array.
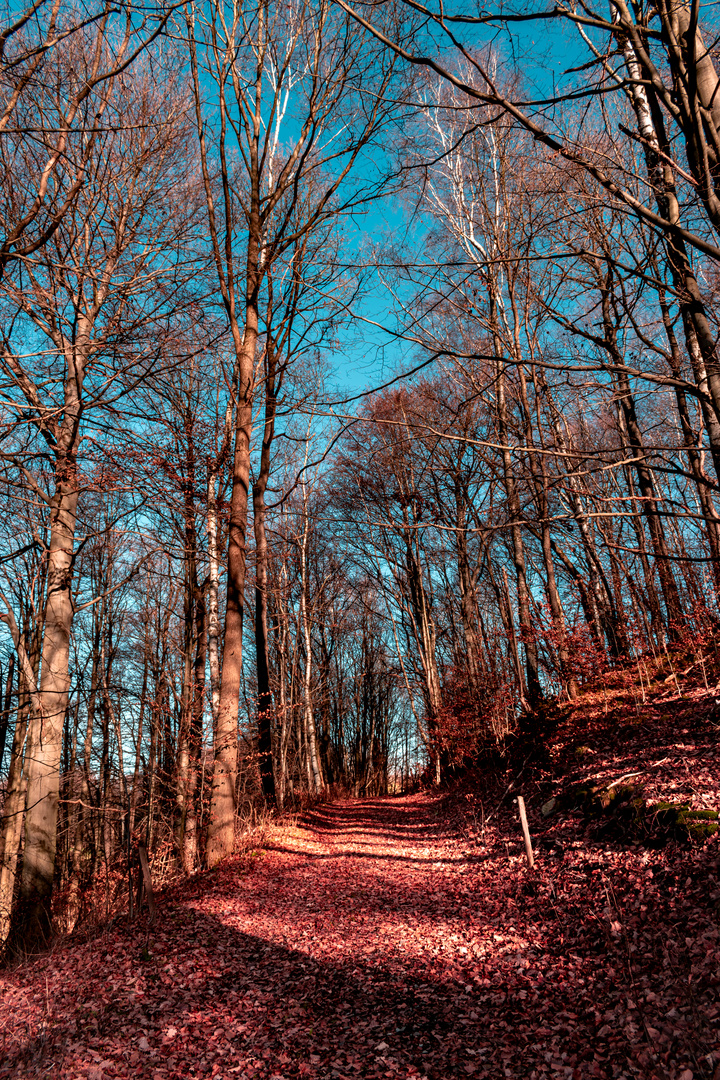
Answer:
[
  {"left": 206, "top": 471, "right": 222, "bottom": 742},
  {"left": 15, "top": 362, "right": 83, "bottom": 946},
  {"left": 206, "top": 316, "right": 256, "bottom": 864},
  {"left": 298, "top": 485, "right": 324, "bottom": 795},
  {"left": 0, "top": 654, "right": 14, "bottom": 774}
]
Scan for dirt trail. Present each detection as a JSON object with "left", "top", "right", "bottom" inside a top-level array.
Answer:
[{"left": 0, "top": 794, "right": 717, "bottom": 1080}]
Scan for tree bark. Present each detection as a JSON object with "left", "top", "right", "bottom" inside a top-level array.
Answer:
[
  {"left": 206, "top": 314, "right": 257, "bottom": 866},
  {"left": 0, "top": 642, "right": 35, "bottom": 948},
  {"left": 16, "top": 438, "right": 81, "bottom": 947},
  {"left": 494, "top": 355, "right": 541, "bottom": 705},
  {"left": 299, "top": 488, "right": 324, "bottom": 796},
  {"left": 0, "top": 655, "right": 14, "bottom": 775},
  {"left": 253, "top": 345, "right": 277, "bottom": 805}
]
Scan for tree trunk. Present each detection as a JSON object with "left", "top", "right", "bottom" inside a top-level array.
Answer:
[
  {"left": 454, "top": 491, "right": 484, "bottom": 687},
  {"left": 0, "top": 655, "right": 14, "bottom": 775},
  {"left": 299, "top": 496, "right": 324, "bottom": 796},
  {"left": 495, "top": 366, "right": 541, "bottom": 705},
  {"left": 0, "top": 655, "right": 33, "bottom": 947},
  {"left": 206, "top": 469, "right": 222, "bottom": 742},
  {"left": 206, "top": 310, "right": 258, "bottom": 867},
  {"left": 15, "top": 483, "right": 79, "bottom": 948},
  {"left": 620, "top": 28, "right": 720, "bottom": 474},
  {"left": 253, "top": 347, "right": 277, "bottom": 805},
  {"left": 520, "top": 365, "right": 577, "bottom": 698},
  {"left": 183, "top": 583, "right": 206, "bottom": 875},
  {"left": 657, "top": 287, "right": 720, "bottom": 591},
  {"left": 273, "top": 559, "right": 293, "bottom": 810}
]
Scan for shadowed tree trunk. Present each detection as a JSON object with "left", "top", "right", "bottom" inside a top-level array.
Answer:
[{"left": 253, "top": 342, "right": 278, "bottom": 805}]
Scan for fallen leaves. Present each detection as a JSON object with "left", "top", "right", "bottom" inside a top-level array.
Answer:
[{"left": 0, "top": 747, "right": 718, "bottom": 1080}]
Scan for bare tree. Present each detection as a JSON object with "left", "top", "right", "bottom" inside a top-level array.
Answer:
[
  {"left": 0, "top": 45, "right": 203, "bottom": 947},
  {"left": 186, "top": 0, "right": 404, "bottom": 863}
]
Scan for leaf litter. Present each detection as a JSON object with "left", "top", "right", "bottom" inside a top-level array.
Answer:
[{"left": 1, "top": 688, "right": 719, "bottom": 1080}]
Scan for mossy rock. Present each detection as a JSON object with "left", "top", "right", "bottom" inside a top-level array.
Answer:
[
  {"left": 559, "top": 783, "right": 717, "bottom": 844},
  {"left": 541, "top": 774, "right": 718, "bottom": 846},
  {"left": 652, "top": 802, "right": 719, "bottom": 840}
]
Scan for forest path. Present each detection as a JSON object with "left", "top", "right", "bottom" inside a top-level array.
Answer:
[{"left": 1, "top": 792, "right": 716, "bottom": 1080}]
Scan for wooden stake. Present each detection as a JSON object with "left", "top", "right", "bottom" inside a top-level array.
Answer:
[
  {"left": 137, "top": 844, "right": 157, "bottom": 924},
  {"left": 516, "top": 796, "right": 534, "bottom": 869}
]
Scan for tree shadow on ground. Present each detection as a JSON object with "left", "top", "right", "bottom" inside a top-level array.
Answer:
[
  {"left": 0, "top": 904, "right": 635, "bottom": 1080},
  {"left": 1, "top": 797, "right": 717, "bottom": 1080},
  {"left": 264, "top": 844, "right": 469, "bottom": 866},
  {"left": 1, "top": 862, "right": 716, "bottom": 1079}
]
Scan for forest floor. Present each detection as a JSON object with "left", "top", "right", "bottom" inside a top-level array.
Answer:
[{"left": 1, "top": 679, "right": 719, "bottom": 1080}]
